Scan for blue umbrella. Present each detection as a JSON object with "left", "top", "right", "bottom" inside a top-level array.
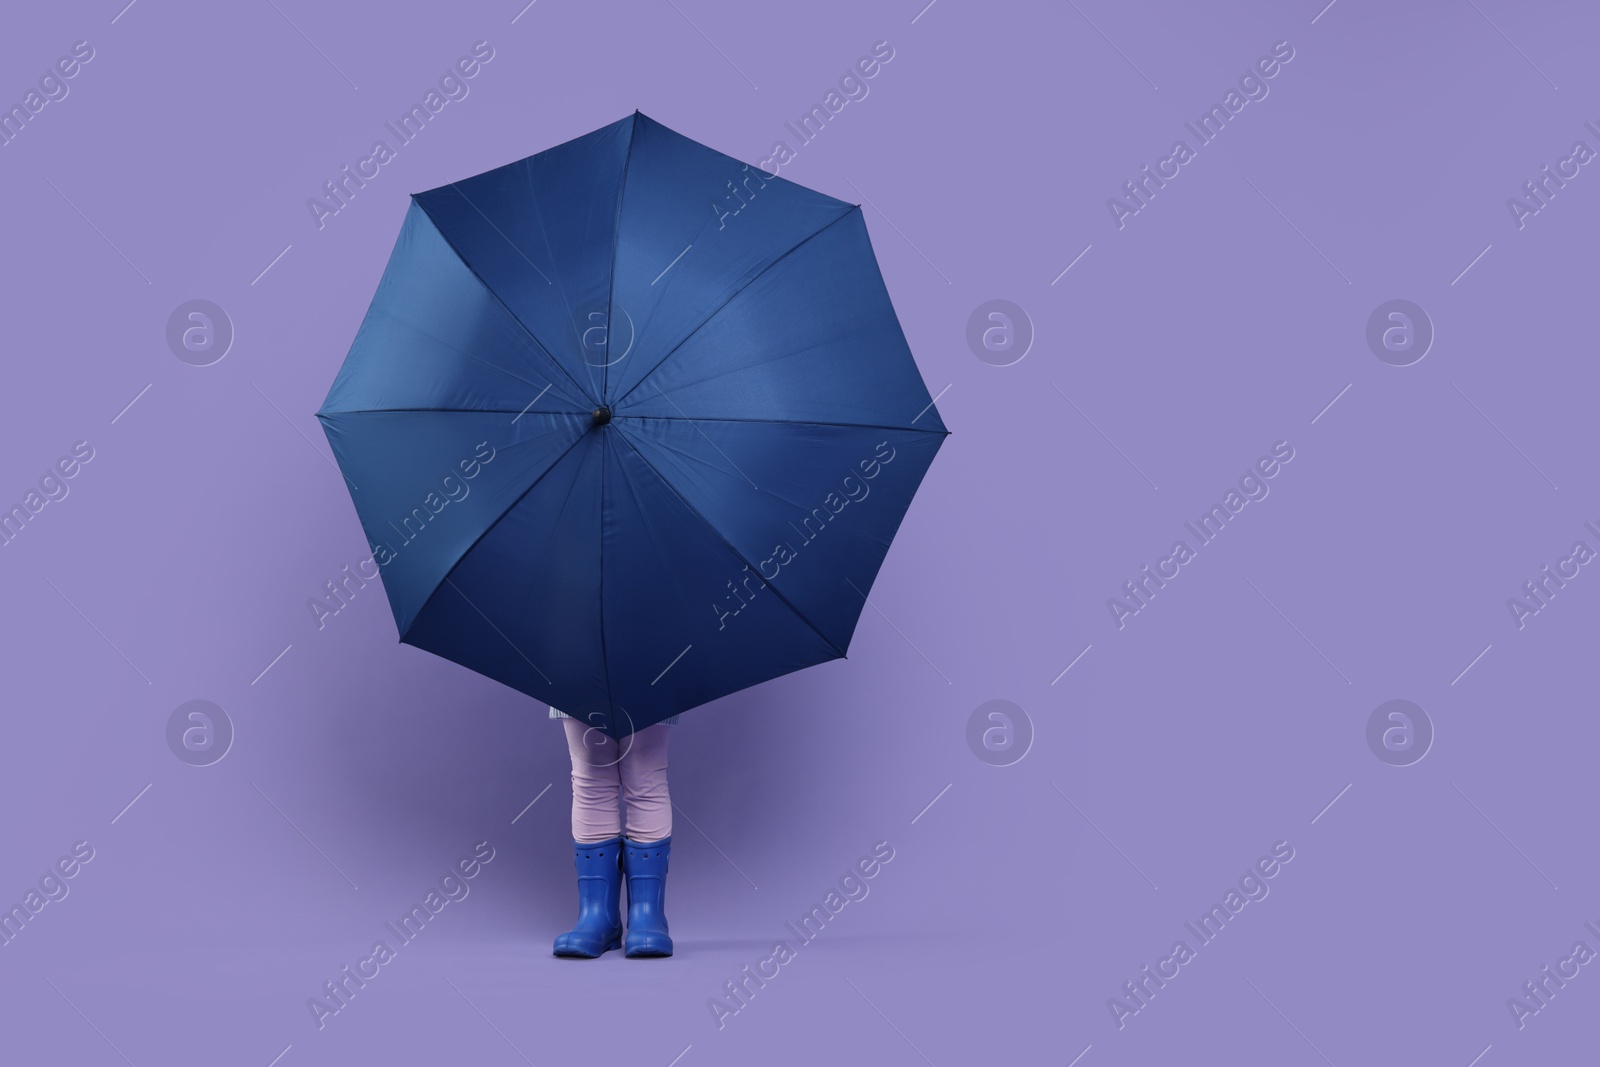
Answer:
[{"left": 317, "top": 113, "right": 947, "bottom": 737}]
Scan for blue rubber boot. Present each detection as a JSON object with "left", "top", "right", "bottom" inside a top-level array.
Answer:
[
  {"left": 552, "top": 837, "right": 623, "bottom": 958},
  {"left": 623, "top": 837, "right": 673, "bottom": 958}
]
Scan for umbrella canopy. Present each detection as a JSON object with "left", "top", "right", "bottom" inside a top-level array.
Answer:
[{"left": 317, "top": 112, "right": 947, "bottom": 737}]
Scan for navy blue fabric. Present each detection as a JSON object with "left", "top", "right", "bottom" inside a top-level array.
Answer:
[{"left": 318, "top": 113, "right": 947, "bottom": 737}]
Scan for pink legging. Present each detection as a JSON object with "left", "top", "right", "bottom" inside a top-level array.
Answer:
[{"left": 563, "top": 718, "right": 672, "bottom": 844}]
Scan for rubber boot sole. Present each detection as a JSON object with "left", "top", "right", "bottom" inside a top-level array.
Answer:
[{"left": 553, "top": 933, "right": 621, "bottom": 958}]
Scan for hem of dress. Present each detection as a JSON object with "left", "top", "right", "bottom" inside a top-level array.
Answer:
[{"left": 549, "top": 707, "right": 679, "bottom": 726}]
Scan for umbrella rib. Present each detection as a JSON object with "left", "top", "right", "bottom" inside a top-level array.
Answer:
[
  {"left": 610, "top": 433, "right": 730, "bottom": 634},
  {"left": 317, "top": 407, "right": 590, "bottom": 416},
  {"left": 361, "top": 305, "right": 586, "bottom": 407},
  {"left": 411, "top": 197, "right": 596, "bottom": 406},
  {"left": 446, "top": 181, "right": 554, "bottom": 285},
  {"left": 320, "top": 415, "right": 947, "bottom": 435},
  {"left": 602, "top": 112, "right": 642, "bottom": 401},
  {"left": 623, "top": 422, "right": 893, "bottom": 551},
  {"left": 517, "top": 155, "right": 588, "bottom": 375},
  {"left": 620, "top": 414, "right": 949, "bottom": 435},
  {"left": 397, "top": 426, "right": 592, "bottom": 642},
  {"left": 610, "top": 428, "right": 847, "bottom": 659},
  {"left": 609, "top": 205, "right": 859, "bottom": 411}
]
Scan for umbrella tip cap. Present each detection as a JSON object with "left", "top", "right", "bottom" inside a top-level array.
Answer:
[{"left": 592, "top": 406, "right": 612, "bottom": 426}]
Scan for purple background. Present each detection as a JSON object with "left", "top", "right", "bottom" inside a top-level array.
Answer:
[{"left": 2, "top": 0, "right": 1596, "bottom": 1063}]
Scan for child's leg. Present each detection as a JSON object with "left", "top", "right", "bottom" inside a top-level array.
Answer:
[
  {"left": 554, "top": 718, "right": 626, "bottom": 959},
  {"left": 618, "top": 724, "right": 672, "bottom": 843},
  {"left": 563, "top": 717, "right": 622, "bottom": 843}
]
